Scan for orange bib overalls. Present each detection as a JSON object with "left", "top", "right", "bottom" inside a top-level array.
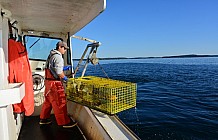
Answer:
[{"left": 40, "top": 54, "right": 70, "bottom": 125}]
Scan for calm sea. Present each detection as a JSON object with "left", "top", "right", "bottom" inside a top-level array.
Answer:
[{"left": 75, "top": 57, "right": 218, "bottom": 140}]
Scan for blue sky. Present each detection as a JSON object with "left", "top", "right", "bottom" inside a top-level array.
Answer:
[{"left": 72, "top": 0, "right": 218, "bottom": 58}]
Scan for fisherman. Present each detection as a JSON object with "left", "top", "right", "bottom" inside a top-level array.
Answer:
[{"left": 39, "top": 41, "right": 76, "bottom": 128}]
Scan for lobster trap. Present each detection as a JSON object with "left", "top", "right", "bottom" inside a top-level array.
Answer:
[{"left": 66, "top": 76, "right": 137, "bottom": 115}]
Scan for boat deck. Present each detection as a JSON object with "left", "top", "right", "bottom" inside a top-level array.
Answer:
[{"left": 18, "top": 115, "right": 86, "bottom": 140}]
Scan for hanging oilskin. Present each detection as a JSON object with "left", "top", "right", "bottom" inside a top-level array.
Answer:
[{"left": 8, "top": 39, "right": 34, "bottom": 116}]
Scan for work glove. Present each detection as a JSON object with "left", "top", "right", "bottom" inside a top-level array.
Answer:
[
  {"left": 63, "top": 65, "right": 72, "bottom": 71},
  {"left": 62, "top": 76, "right": 68, "bottom": 83}
]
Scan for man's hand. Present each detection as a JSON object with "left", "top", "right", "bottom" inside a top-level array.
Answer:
[
  {"left": 63, "top": 65, "right": 72, "bottom": 71},
  {"left": 62, "top": 76, "right": 68, "bottom": 83}
]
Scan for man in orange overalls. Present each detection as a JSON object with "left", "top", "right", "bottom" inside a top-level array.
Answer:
[{"left": 39, "top": 41, "right": 76, "bottom": 128}]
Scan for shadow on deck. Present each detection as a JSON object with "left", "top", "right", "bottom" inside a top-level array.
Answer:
[{"left": 18, "top": 115, "right": 86, "bottom": 140}]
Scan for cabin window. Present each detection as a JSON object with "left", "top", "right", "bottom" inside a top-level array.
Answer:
[{"left": 24, "top": 35, "right": 62, "bottom": 61}]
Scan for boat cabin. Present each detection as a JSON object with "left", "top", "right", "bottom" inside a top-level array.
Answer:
[{"left": 0, "top": 0, "right": 139, "bottom": 139}]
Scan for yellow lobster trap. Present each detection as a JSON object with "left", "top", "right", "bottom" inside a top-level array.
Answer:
[{"left": 66, "top": 76, "right": 137, "bottom": 115}]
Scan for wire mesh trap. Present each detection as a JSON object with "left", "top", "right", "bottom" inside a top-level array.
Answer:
[{"left": 66, "top": 76, "right": 137, "bottom": 115}]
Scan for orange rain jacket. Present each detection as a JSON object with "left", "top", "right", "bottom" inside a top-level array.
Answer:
[{"left": 8, "top": 39, "right": 34, "bottom": 116}]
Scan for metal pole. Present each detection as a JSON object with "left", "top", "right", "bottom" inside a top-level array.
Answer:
[
  {"left": 74, "top": 45, "right": 90, "bottom": 76},
  {"left": 81, "top": 46, "right": 95, "bottom": 77}
]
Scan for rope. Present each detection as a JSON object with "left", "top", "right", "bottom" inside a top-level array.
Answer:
[{"left": 97, "top": 62, "right": 109, "bottom": 79}]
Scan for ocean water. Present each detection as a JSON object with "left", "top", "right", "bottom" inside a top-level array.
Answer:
[{"left": 74, "top": 57, "right": 218, "bottom": 140}]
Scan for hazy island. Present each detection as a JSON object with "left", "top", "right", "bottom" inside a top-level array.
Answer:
[
  {"left": 73, "top": 54, "right": 218, "bottom": 61},
  {"left": 97, "top": 54, "right": 218, "bottom": 60}
]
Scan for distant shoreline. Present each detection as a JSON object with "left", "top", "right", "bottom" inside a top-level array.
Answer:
[{"left": 74, "top": 54, "right": 218, "bottom": 61}]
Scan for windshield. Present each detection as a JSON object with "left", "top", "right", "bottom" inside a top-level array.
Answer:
[{"left": 25, "top": 35, "right": 62, "bottom": 60}]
